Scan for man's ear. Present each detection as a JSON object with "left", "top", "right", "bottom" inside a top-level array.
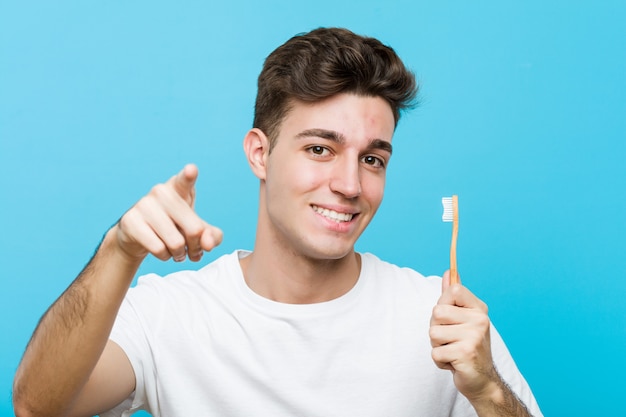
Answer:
[{"left": 243, "top": 128, "right": 270, "bottom": 180}]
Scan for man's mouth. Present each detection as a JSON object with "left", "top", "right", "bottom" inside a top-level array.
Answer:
[{"left": 311, "top": 205, "right": 355, "bottom": 223}]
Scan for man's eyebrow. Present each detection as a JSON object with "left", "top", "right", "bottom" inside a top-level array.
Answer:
[
  {"left": 295, "top": 128, "right": 392, "bottom": 155},
  {"left": 369, "top": 139, "right": 393, "bottom": 155},
  {"left": 295, "top": 128, "right": 345, "bottom": 143}
]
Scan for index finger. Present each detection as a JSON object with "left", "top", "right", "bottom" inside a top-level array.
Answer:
[{"left": 168, "top": 164, "right": 198, "bottom": 204}]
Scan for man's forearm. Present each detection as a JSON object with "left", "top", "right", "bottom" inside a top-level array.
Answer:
[
  {"left": 13, "top": 227, "right": 142, "bottom": 417},
  {"left": 471, "top": 371, "right": 533, "bottom": 417}
]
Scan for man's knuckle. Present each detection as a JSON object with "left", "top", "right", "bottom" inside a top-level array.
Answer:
[
  {"left": 476, "top": 313, "right": 490, "bottom": 328},
  {"left": 168, "top": 236, "right": 186, "bottom": 252},
  {"left": 150, "top": 242, "right": 170, "bottom": 260},
  {"left": 150, "top": 183, "right": 169, "bottom": 198},
  {"left": 480, "top": 301, "right": 489, "bottom": 314},
  {"left": 187, "top": 223, "right": 205, "bottom": 238},
  {"left": 428, "top": 326, "right": 439, "bottom": 341},
  {"left": 118, "top": 213, "right": 132, "bottom": 230}
]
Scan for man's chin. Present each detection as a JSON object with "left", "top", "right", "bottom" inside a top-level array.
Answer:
[{"left": 298, "top": 245, "right": 357, "bottom": 263}]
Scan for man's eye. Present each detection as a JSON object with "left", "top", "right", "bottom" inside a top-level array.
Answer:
[
  {"left": 308, "top": 146, "right": 328, "bottom": 156},
  {"left": 363, "top": 155, "right": 385, "bottom": 168}
]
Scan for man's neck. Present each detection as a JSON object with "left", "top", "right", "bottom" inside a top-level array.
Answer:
[{"left": 239, "top": 247, "right": 361, "bottom": 305}]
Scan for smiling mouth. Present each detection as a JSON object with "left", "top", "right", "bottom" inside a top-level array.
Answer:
[{"left": 311, "top": 205, "right": 355, "bottom": 223}]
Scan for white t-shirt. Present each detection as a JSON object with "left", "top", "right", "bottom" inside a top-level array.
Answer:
[{"left": 103, "top": 251, "right": 542, "bottom": 417}]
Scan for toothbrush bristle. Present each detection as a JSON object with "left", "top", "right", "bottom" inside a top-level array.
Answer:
[{"left": 442, "top": 197, "right": 454, "bottom": 222}]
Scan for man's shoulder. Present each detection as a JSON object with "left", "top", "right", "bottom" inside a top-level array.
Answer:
[
  {"left": 359, "top": 252, "right": 442, "bottom": 293},
  {"left": 360, "top": 252, "right": 434, "bottom": 278},
  {"left": 130, "top": 250, "right": 243, "bottom": 296},
  {"left": 114, "top": 250, "right": 248, "bottom": 326}
]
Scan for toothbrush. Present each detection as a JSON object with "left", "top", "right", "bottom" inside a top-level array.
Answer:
[{"left": 442, "top": 195, "right": 460, "bottom": 285}]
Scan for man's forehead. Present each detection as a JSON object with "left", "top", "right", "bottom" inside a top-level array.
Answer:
[{"left": 280, "top": 94, "right": 395, "bottom": 136}]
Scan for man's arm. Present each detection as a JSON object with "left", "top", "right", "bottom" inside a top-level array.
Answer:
[
  {"left": 13, "top": 164, "right": 223, "bottom": 417},
  {"left": 429, "top": 271, "right": 533, "bottom": 417},
  {"left": 12, "top": 233, "right": 142, "bottom": 417}
]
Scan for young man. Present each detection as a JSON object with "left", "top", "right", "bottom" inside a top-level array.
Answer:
[{"left": 13, "top": 28, "right": 542, "bottom": 417}]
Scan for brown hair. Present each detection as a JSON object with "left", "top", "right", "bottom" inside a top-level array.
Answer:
[{"left": 254, "top": 27, "right": 418, "bottom": 151}]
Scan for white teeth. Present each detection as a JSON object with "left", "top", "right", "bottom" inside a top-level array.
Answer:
[{"left": 312, "top": 205, "right": 354, "bottom": 223}]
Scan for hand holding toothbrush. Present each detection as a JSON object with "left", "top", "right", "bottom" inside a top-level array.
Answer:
[
  {"left": 433, "top": 196, "right": 532, "bottom": 416},
  {"left": 430, "top": 271, "right": 496, "bottom": 400},
  {"left": 430, "top": 274, "right": 531, "bottom": 416},
  {"left": 436, "top": 196, "right": 493, "bottom": 397}
]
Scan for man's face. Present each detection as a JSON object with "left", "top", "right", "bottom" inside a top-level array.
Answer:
[{"left": 259, "top": 93, "right": 395, "bottom": 261}]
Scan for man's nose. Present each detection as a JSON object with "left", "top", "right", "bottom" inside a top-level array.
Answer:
[{"left": 329, "top": 157, "right": 361, "bottom": 199}]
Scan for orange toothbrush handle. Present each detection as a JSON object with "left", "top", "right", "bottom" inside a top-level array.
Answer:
[{"left": 450, "top": 195, "right": 460, "bottom": 285}]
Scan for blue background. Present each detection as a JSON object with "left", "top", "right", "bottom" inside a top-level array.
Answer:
[{"left": 1, "top": 1, "right": 625, "bottom": 416}]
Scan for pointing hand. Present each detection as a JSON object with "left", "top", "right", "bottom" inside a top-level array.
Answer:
[{"left": 115, "top": 164, "right": 223, "bottom": 262}]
